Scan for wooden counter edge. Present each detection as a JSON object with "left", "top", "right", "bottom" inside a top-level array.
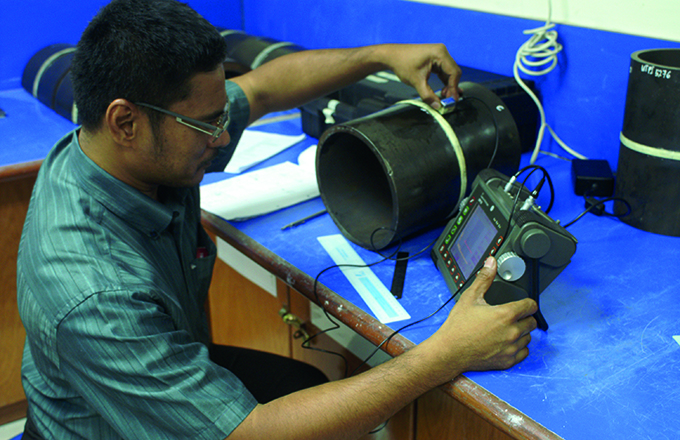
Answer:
[
  {"left": 0, "top": 160, "right": 42, "bottom": 183},
  {"left": 201, "top": 210, "right": 563, "bottom": 440}
]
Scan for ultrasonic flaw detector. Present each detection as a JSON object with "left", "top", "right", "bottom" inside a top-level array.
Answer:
[{"left": 431, "top": 169, "right": 577, "bottom": 330}]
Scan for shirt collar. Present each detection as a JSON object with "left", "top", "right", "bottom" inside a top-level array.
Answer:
[{"left": 69, "top": 131, "right": 190, "bottom": 237}]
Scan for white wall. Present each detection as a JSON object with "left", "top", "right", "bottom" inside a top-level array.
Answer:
[{"left": 408, "top": 0, "right": 680, "bottom": 43}]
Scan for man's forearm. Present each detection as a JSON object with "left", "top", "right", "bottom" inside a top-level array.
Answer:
[
  {"left": 233, "top": 45, "right": 392, "bottom": 124},
  {"left": 228, "top": 341, "right": 456, "bottom": 440}
]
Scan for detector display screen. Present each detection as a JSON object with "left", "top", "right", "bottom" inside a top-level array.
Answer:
[{"left": 449, "top": 204, "right": 498, "bottom": 278}]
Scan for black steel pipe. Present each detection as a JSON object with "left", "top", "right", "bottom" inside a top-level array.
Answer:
[
  {"left": 316, "top": 82, "right": 521, "bottom": 250},
  {"left": 615, "top": 48, "right": 680, "bottom": 236}
]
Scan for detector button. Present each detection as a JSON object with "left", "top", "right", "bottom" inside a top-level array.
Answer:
[{"left": 497, "top": 252, "right": 526, "bottom": 282}]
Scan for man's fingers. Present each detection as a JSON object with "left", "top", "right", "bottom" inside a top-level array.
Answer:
[
  {"left": 458, "top": 257, "right": 497, "bottom": 305},
  {"left": 456, "top": 257, "right": 539, "bottom": 332},
  {"left": 436, "top": 65, "right": 462, "bottom": 101},
  {"left": 419, "top": 62, "right": 462, "bottom": 107},
  {"left": 413, "top": 81, "right": 441, "bottom": 109},
  {"left": 431, "top": 48, "right": 462, "bottom": 101},
  {"left": 508, "top": 297, "right": 540, "bottom": 322},
  {"left": 514, "top": 346, "right": 530, "bottom": 364},
  {"left": 502, "top": 332, "right": 533, "bottom": 368},
  {"left": 514, "top": 333, "right": 532, "bottom": 362},
  {"left": 518, "top": 314, "right": 538, "bottom": 337}
]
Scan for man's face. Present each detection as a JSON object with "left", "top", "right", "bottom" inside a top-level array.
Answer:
[{"left": 139, "top": 66, "right": 231, "bottom": 189}]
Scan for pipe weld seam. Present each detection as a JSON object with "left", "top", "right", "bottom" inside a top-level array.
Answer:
[
  {"left": 396, "top": 99, "right": 467, "bottom": 212},
  {"left": 620, "top": 132, "right": 680, "bottom": 161}
]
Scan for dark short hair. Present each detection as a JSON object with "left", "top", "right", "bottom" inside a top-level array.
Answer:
[{"left": 71, "top": 0, "right": 228, "bottom": 131}]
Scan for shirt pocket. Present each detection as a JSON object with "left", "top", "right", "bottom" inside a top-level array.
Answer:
[{"left": 191, "top": 246, "right": 216, "bottom": 303}]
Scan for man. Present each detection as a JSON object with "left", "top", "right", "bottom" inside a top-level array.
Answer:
[{"left": 17, "top": 0, "right": 537, "bottom": 439}]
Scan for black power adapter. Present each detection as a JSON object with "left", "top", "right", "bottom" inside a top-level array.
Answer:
[{"left": 571, "top": 159, "right": 614, "bottom": 197}]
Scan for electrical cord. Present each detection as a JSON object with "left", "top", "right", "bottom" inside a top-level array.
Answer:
[
  {"left": 499, "top": 166, "right": 540, "bottom": 250},
  {"left": 505, "top": 165, "right": 555, "bottom": 214},
  {"left": 304, "top": 257, "right": 391, "bottom": 379},
  {"left": 371, "top": 228, "right": 440, "bottom": 262},
  {"left": 562, "top": 194, "right": 632, "bottom": 228},
  {"left": 302, "top": 226, "right": 437, "bottom": 378},
  {"left": 349, "top": 292, "right": 459, "bottom": 377},
  {"left": 512, "top": 0, "right": 588, "bottom": 164},
  {"left": 455, "top": 95, "right": 501, "bottom": 170},
  {"left": 303, "top": 167, "right": 556, "bottom": 387},
  {"left": 350, "top": 167, "right": 556, "bottom": 373},
  {"left": 303, "top": 230, "right": 433, "bottom": 437}
]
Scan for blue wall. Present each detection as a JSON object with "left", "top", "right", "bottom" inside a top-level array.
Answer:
[
  {"left": 2, "top": 0, "right": 679, "bottom": 167},
  {"left": 241, "top": 0, "right": 679, "bottom": 167},
  {"left": 0, "top": 0, "right": 243, "bottom": 90}
]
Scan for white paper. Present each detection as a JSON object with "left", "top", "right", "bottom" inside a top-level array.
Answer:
[
  {"left": 200, "top": 145, "right": 319, "bottom": 220},
  {"left": 317, "top": 234, "right": 411, "bottom": 324},
  {"left": 224, "top": 130, "right": 306, "bottom": 174}
]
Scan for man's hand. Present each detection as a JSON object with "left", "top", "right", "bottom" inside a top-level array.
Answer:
[
  {"left": 380, "top": 43, "right": 463, "bottom": 109},
  {"left": 422, "top": 257, "right": 538, "bottom": 384},
  {"left": 236, "top": 42, "right": 463, "bottom": 123}
]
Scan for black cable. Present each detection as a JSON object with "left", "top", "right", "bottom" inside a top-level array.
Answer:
[
  {"left": 542, "top": 169, "right": 555, "bottom": 214},
  {"left": 303, "top": 165, "right": 558, "bottom": 378},
  {"left": 301, "top": 229, "right": 417, "bottom": 437},
  {"left": 303, "top": 260, "right": 388, "bottom": 379},
  {"left": 304, "top": 222, "right": 447, "bottom": 378},
  {"left": 501, "top": 165, "right": 541, "bottom": 242},
  {"left": 349, "top": 293, "right": 459, "bottom": 377},
  {"left": 510, "top": 164, "right": 555, "bottom": 214},
  {"left": 563, "top": 196, "right": 632, "bottom": 228},
  {"left": 302, "top": 227, "right": 406, "bottom": 378},
  {"left": 348, "top": 165, "right": 550, "bottom": 375},
  {"left": 372, "top": 230, "right": 440, "bottom": 262},
  {"left": 457, "top": 95, "right": 500, "bottom": 170},
  {"left": 368, "top": 421, "right": 388, "bottom": 435},
  {"left": 501, "top": 176, "right": 525, "bottom": 245},
  {"left": 349, "top": 164, "right": 566, "bottom": 373}
]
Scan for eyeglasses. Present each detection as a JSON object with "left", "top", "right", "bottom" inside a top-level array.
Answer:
[{"left": 135, "top": 100, "right": 230, "bottom": 142}]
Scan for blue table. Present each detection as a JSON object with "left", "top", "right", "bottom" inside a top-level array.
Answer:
[
  {"left": 202, "top": 110, "right": 680, "bottom": 440},
  {"left": 0, "top": 88, "right": 76, "bottom": 174}
]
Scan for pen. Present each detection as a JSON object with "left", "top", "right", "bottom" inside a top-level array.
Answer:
[{"left": 281, "top": 209, "right": 327, "bottom": 230}]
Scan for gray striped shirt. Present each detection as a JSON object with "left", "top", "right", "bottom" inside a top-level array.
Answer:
[{"left": 18, "top": 81, "right": 258, "bottom": 439}]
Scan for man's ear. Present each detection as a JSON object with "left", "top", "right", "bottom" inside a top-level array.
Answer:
[{"left": 105, "top": 99, "right": 144, "bottom": 146}]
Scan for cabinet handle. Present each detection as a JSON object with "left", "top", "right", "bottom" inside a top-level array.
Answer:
[{"left": 278, "top": 308, "right": 310, "bottom": 340}]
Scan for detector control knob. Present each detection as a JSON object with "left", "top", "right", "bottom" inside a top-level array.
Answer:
[{"left": 497, "top": 252, "right": 526, "bottom": 282}]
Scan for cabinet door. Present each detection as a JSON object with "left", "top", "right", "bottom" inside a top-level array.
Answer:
[
  {"left": 0, "top": 176, "right": 35, "bottom": 424},
  {"left": 287, "top": 286, "right": 415, "bottom": 440},
  {"left": 206, "top": 235, "right": 290, "bottom": 356},
  {"left": 416, "top": 388, "right": 513, "bottom": 440}
]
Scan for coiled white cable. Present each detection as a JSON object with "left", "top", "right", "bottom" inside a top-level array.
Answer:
[{"left": 513, "top": 0, "right": 587, "bottom": 164}]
